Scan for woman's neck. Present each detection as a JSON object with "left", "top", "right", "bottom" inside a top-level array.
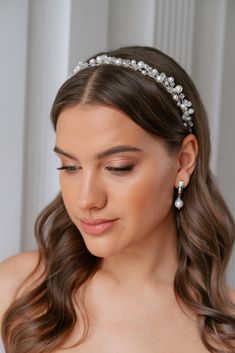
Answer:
[{"left": 99, "top": 219, "right": 178, "bottom": 289}]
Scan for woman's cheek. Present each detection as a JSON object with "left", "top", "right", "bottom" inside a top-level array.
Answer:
[{"left": 127, "top": 173, "right": 173, "bottom": 215}]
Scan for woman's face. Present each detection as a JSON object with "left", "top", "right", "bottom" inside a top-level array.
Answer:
[{"left": 55, "top": 104, "right": 179, "bottom": 258}]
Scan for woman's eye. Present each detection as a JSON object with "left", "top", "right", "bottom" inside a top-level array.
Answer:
[
  {"left": 57, "top": 166, "right": 81, "bottom": 173},
  {"left": 56, "top": 165, "right": 134, "bottom": 175},
  {"left": 106, "top": 165, "right": 134, "bottom": 175}
]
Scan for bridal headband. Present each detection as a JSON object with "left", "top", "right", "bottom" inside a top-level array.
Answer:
[{"left": 73, "top": 54, "right": 194, "bottom": 132}]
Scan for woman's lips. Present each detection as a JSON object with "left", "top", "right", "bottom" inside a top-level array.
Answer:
[{"left": 79, "top": 219, "right": 119, "bottom": 235}]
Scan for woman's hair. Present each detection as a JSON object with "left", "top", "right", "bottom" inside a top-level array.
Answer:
[{"left": 2, "top": 46, "right": 235, "bottom": 353}]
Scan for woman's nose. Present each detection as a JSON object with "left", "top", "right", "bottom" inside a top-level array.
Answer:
[{"left": 77, "top": 173, "right": 107, "bottom": 211}]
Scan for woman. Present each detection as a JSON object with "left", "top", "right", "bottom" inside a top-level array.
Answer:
[{"left": 0, "top": 46, "right": 235, "bottom": 353}]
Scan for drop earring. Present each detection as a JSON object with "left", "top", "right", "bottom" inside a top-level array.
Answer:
[{"left": 174, "top": 180, "right": 184, "bottom": 210}]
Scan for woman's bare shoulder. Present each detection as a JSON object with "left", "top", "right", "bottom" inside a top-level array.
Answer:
[
  {"left": 0, "top": 250, "right": 40, "bottom": 286},
  {"left": 0, "top": 251, "right": 41, "bottom": 325},
  {"left": 227, "top": 286, "right": 235, "bottom": 304}
]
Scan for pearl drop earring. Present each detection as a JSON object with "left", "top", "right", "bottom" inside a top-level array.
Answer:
[{"left": 174, "top": 180, "right": 184, "bottom": 210}]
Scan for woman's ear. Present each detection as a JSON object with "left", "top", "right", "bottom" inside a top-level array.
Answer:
[{"left": 174, "top": 134, "right": 198, "bottom": 188}]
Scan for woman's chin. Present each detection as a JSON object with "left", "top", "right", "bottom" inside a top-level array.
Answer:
[{"left": 83, "top": 239, "right": 120, "bottom": 258}]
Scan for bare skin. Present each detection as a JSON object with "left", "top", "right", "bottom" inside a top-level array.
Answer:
[
  {"left": 0, "top": 252, "right": 209, "bottom": 353},
  {"left": 0, "top": 104, "right": 234, "bottom": 352}
]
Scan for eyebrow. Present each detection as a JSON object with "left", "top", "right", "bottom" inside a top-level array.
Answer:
[{"left": 53, "top": 145, "right": 143, "bottom": 161}]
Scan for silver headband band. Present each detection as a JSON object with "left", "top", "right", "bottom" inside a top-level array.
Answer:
[{"left": 73, "top": 54, "right": 194, "bottom": 132}]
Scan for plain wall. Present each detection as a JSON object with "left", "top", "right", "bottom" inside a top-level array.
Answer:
[{"left": 0, "top": 0, "right": 28, "bottom": 259}]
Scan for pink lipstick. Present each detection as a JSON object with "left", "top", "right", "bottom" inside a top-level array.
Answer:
[{"left": 79, "top": 218, "right": 119, "bottom": 235}]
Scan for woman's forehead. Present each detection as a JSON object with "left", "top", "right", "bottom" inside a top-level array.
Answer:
[
  {"left": 55, "top": 104, "right": 167, "bottom": 159},
  {"left": 56, "top": 104, "right": 158, "bottom": 145}
]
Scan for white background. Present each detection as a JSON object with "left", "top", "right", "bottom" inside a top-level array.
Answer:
[{"left": 0, "top": 0, "right": 234, "bottom": 286}]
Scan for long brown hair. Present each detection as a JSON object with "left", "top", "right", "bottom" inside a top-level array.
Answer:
[{"left": 2, "top": 46, "right": 235, "bottom": 352}]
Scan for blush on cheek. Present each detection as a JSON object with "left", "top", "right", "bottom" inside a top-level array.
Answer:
[
  {"left": 60, "top": 191, "right": 73, "bottom": 220},
  {"left": 129, "top": 175, "right": 173, "bottom": 219}
]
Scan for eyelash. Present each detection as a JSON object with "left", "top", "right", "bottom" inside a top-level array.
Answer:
[{"left": 56, "top": 165, "right": 134, "bottom": 175}]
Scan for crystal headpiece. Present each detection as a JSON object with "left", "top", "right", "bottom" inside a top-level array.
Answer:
[{"left": 73, "top": 54, "right": 194, "bottom": 132}]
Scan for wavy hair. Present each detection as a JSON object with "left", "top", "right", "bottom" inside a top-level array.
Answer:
[{"left": 2, "top": 46, "right": 235, "bottom": 353}]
